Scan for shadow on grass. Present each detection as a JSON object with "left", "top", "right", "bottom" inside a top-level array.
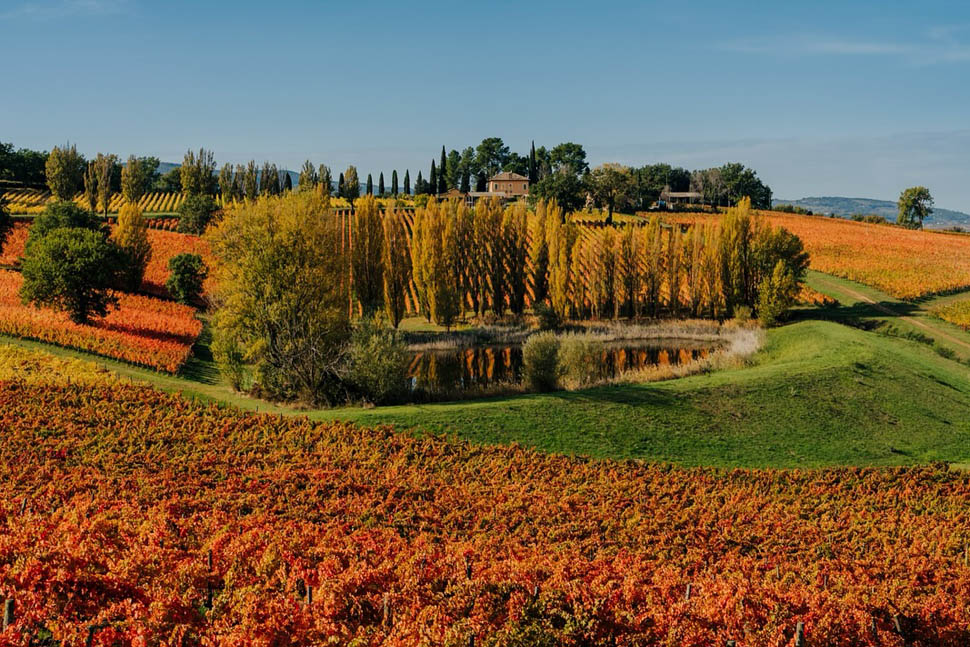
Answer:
[{"left": 179, "top": 320, "right": 220, "bottom": 385}]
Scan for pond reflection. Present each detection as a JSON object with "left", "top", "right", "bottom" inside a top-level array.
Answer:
[{"left": 407, "top": 342, "right": 712, "bottom": 397}]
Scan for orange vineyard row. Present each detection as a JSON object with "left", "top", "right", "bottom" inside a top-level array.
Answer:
[
  {"left": 0, "top": 270, "right": 201, "bottom": 372},
  {"left": 0, "top": 348, "right": 967, "bottom": 645}
]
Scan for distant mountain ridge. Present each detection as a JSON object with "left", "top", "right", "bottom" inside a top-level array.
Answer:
[{"left": 773, "top": 196, "right": 970, "bottom": 229}]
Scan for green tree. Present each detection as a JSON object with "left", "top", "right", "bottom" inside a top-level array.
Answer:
[
  {"left": 719, "top": 163, "right": 772, "bottom": 209},
  {"left": 92, "top": 153, "right": 117, "bottom": 216},
  {"left": 243, "top": 161, "right": 259, "bottom": 200},
  {"left": 157, "top": 167, "right": 182, "bottom": 193},
  {"left": 28, "top": 201, "right": 103, "bottom": 248},
  {"left": 415, "top": 171, "right": 424, "bottom": 195},
  {"left": 446, "top": 149, "right": 461, "bottom": 189},
  {"left": 403, "top": 169, "right": 411, "bottom": 195},
  {"left": 897, "top": 186, "right": 933, "bottom": 229},
  {"left": 476, "top": 137, "right": 510, "bottom": 179},
  {"left": 338, "top": 172, "right": 345, "bottom": 198},
  {"left": 757, "top": 260, "right": 799, "bottom": 326},
  {"left": 438, "top": 146, "right": 448, "bottom": 194},
  {"left": 528, "top": 141, "right": 537, "bottom": 184},
  {"left": 283, "top": 171, "right": 293, "bottom": 192},
  {"left": 366, "top": 173, "right": 374, "bottom": 196},
  {"left": 530, "top": 168, "right": 585, "bottom": 214},
  {"left": 391, "top": 170, "right": 399, "bottom": 196},
  {"left": 208, "top": 191, "right": 349, "bottom": 404},
  {"left": 587, "top": 163, "right": 633, "bottom": 224},
  {"left": 19, "top": 227, "right": 124, "bottom": 324},
  {"left": 165, "top": 253, "right": 208, "bottom": 305},
  {"left": 549, "top": 142, "right": 588, "bottom": 176},
  {"left": 83, "top": 162, "right": 98, "bottom": 213},
  {"left": 180, "top": 148, "right": 217, "bottom": 196},
  {"left": 378, "top": 172, "right": 385, "bottom": 197},
  {"left": 45, "top": 143, "right": 86, "bottom": 201},
  {"left": 351, "top": 195, "right": 385, "bottom": 315},
  {"left": 319, "top": 164, "right": 333, "bottom": 196},
  {"left": 343, "top": 166, "right": 360, "bottom": 207},
  {"left": 429, "top": 160, "right": 438, "bottom": 196},
  {"left": 177, "top": 194, "right": 218, "bottom": 235},
  {"left": 217, "top": 163, "right": 235, "bottom": 202},
  {"left": 122, "top": 156, "right": 154, "bottom": 204},
  {"left": 298, "top": 160, "right": 318, "bottom": 191}
]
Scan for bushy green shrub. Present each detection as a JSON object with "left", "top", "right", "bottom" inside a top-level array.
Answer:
[
  {"left": 19, "top": 227, "right": 124, "bottom": 324},
  {"left": 165, "top": 253, "right": 207, "bottom": 305},
  {"left": 558, "top": 334, "right": 601, "bottom": 388},
  {"left": 344, "top": 317, "right": 410, "bottom": 404},
  {"left": 757, "top": 260, "right": 798, "bottom": 327},
  {"left": 176, "top": 194, "right": 218, "bottom": 235},
  {"left": 533, "top": 303, "right": 562, "bottom": 331},
  {"left": 522, "top": 331, "right": 561, "bottom": 391},
  {"left": 27, "top": 201, "right": 103, "bottom": 248}
]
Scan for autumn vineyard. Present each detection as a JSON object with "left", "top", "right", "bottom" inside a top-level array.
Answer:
[{"left": 0, "top": 345, "right": 967, "bottom": 646}]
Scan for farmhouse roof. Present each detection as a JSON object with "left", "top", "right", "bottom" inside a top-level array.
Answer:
[{"left": 488, "top": 171, "right": 529, "bottom": 182}]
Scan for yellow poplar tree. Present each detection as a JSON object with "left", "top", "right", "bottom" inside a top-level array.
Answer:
[
  {"left": 381, "top": 203, "right": 411, "bottom": 328},
  {"left": 113, "top": 202, "right": 152, "bottom": 292},
  {"left": 351, "top": 195, "right": 385, "bottom": 315}
]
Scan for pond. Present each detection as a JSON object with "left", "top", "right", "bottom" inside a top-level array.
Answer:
[{"left": 406, "top": 341, "right": 714, "bottom": 398}]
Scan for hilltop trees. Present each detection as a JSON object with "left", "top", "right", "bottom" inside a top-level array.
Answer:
[
  {"left": 180, "top": 148, "right": 217, "bottom": 196},
  {"left": 343, "top": 166, "right": 360, "bottom": 206},
  {"left": 897, "top": 186, "right": 933, "bottom": 229},
  {"left": 45, "top": 143, "right": 86, "bottom": 200}
]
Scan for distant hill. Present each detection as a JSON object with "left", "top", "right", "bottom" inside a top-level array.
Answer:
[{"left": 772, "top": 196, "right": 970, "bottom": 229}]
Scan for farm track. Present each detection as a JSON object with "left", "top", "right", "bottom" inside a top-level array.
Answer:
[{"left": 809, "top": 271, "right": 970, "bottom": 353}]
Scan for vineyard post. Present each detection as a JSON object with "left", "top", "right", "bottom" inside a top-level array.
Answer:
[
  {"left": 464, "top": 556, "right": 472, "bottom": 580},
  {"left": 19, "top": 499, "right": 26, "bottom": 515},
  {"left": 725, "top": 641, "right": 736, "bottom": 647},
  {"left": 205, "top": 550, "right": 214, "bottom": 609},
  {"left": 306, "top": 584, "right": 313, "bottom": 606},
  {"left": 795, "top": 621, "right": 805, "bottom": 647},
  {"left": 2, "top": 598, "right": 13, "bottom": 630},
  {"left": 382, "top": 593, "right": 392, "bottom": 629},
  {"left": 685, "top": 583, "right": 691, "bottom": 601}
]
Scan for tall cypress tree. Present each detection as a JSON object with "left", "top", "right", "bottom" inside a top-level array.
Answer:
[
  {"left": 460, "top": 169, "right": 471, "bottom": 193},
  {"left": 429, "top": 161, "right": 437, "bottom": 196},
  {"left": 391, "top": 170, "right": 399, "bottom": 196},
  {"left": 283, "top": 171, "right": 292, "bottom": 192},
  {"left": 404, "top": 170, "right": 410, "bottom": 195},
  {"left": 416, "top": 171, "right": 424, "bottom": 195},
  {"left": 378, "top": 172, "right": 385, "bottom": 196},
  {"left": 438, "top": 146, "right": 448, "bottom": 194},
  {"left": 338, "top": 172, "right": 345, "bottom": 198},
  {"left": 528, "top": 140, "right": 537, "bottom": 184},
  {"left": 366, "top": 173, "right": 373, "bottom": 195}
]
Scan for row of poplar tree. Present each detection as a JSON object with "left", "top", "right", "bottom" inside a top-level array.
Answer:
[{"left": 350, "top": 196, "right": 809, "bottom": 329}]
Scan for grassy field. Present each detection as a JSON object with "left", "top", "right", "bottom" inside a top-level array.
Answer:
[{"left": 3, "top": 310, "right": 970, "bottom": 468}]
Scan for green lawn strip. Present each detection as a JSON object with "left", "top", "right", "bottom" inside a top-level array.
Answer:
[
  {"left": 804, "top": 270, "right": 970, "bottom": 359},
  {"left": 4, "top": 318, "right": 970, "bottom": 469}
]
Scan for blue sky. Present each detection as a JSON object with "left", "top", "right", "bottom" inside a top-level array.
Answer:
[{"left": 3, "top": 0, "right": 970, "bottom": 209}]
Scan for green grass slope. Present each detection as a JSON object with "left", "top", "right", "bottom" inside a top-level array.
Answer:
[{"left": 327, "top": 320, "right": 970, "bottom": 467}]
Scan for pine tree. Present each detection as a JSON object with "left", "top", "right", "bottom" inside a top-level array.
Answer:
[
  {"left": 338, "top": 172, "right": 345, "bottom": 198},
  {"left": 403, "top": 170, "right": 410, "bottom": 196},
  {"left": 366, "top": 173, "right": 373, "bottom": 196},
  {"left": 319, "top": 165, "right": 333, "bottom": 196},
  {"left": 378, "top": 172, "right": 385, "bottom": 197},
  {"left": 344, "top": 166, "right": 360, "bottom": 207},
  {"left": 416, "top": 171, "right": 424, "bottom": 195},
  {"left": 528, "top": 141, "right": 537, "bottom": 184},
  {"left": 446, "top": 149, "right": 461, "bottom": 189},
  {"left": 298, "top": 160, "right": 318, "bottom": 191},
  {"left": 391, "top": 170, "right": 399, "bottom": 196},
  {"left": 283, "top": 172, "right": 292, "bottom": 192},
  {"left": 429, "top": 160, "right": 437, "bottom": 196},
  {"left": 460, "top": 169, "right": 471, "bottom": 193},
  {"left": 438, "top": 146, "right": 448, "bottom": 194}
]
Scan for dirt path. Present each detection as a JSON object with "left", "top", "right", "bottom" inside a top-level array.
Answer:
[{"left": 812, "top": 275, "right": 970, "bottom": 353}]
